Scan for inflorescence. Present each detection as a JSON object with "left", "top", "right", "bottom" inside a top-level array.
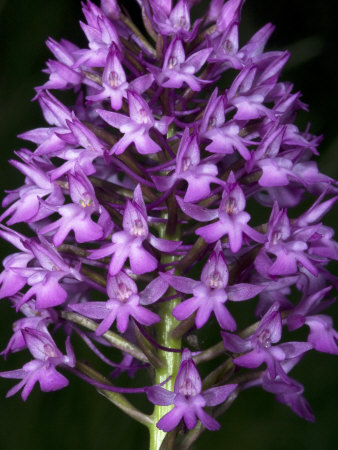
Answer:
[{"left": 0, "top": 1, "right": 337, "bottom": 448}]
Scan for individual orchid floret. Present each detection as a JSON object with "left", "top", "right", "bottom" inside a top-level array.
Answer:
[
  {"left": 150, "top": 0, "right": 200, "bottom": 42},
  {"left": 18, "top": 91, "right": 73, "bottom": 157},
  {"left": 203, "top": 120, "right": 254, "bottom": 159},
  {"left": 155, "top": 39, "right": 212, "bottom": 91},
  {"left": 254, "top": 154, "right": 333, "bottom": 190},
  {"left": 0, "top": 159, "right": 64, "bottom": 225},
  {"left": 38, "top": 89, "right": 74, "bottom": 128},
  {"left": 89, "top": 185, "right": 181, "bottom": 275},
  {"left": 250, "top": 121, "right": 285, "bottom": 161},
  {"left": 276, "top": 385, "right": 315, "bottom": 422},
  {"left": 45, "top": 38, "right": 79, "bottom": 70},
  {"left": 0, "top": 252, "right": 34, "bottom": 300},
  {"left": 70, "top": 271, "right": 165, "bottom": 334},
  {"left": 199, "top": 88, "right": 225, "bottom": 135},
  {"left": 37, "top": 45, "right": 83, "bottom": 92},
  {"left": 146, "top": 348, "right": 237, "bottom": 431},
  {"left": 226, "top": 64, "right": 278, "bottom": 121},
  {"left": 200, "top": 93, "right": 255, "bottom": 160},
  {"left": 208, "top": 21, "right": 241, "bottom": 69},
  {"left": 0, "top": 227, "right": 34, "bottom": 300},
  {"left": 48, "top": 116, "right": 106, "bottom": 179},
  {"left": 237, "top": 22, "right": 275, "bottom": 65},
  {"left": 261, "top": 360, "right": 315, "bottom": 422},
  {"left": 245, "top": 122, "right": 286, "bottom": 184},
  {"left": 12, "top": 236, "right": 82, "bottom": 310},
  {"left": 97, "top": 91, "right": 172, "bottom": 154},
  {"left": 287, "top": 286, "right": 338, "bottom": 354},
  {"left": 254, "top": 275, "right": 297, "bottom": 317},
  {"left": 255, "top": 202, "right": 320, "bottom": 277},
  {"left": 222, "top": 302, "right": 312, "bottom": 379},
  {"left": 0, "top": 328, "right": 75, "bottom": 401},
  {"left": 161, "top": 241, "right": 264, "bottom": 330},
  {"left": 208, "top": 7, "right": 276, "bottom": 70},
  {"left": 100, "top": 0, "right": 120, "bottom": 20},
  {"left": 215, "top": 0, "right": 244, "bottom": 35},
  {"left": 295, "top": 191, "right": 338, "bottom": 229},
  {"left": 302, "top": 315, "right": 338, "bottom": 355},
  {"left": 40, "top": 61, "right": 82, "bottom": 92},
  {"left": 87, "top": 44, "right": 154, "bottom": 110},
  {"left": 1, "top": 301, "right": 52, "bottom": 358},
  {"left": 75, "top": 10, "right": 121, "bottom": 68},
  {"left": 39, "top": 169, "right": 113, "bottom": 246},
  {"left": 179, "top": 172, "right": 265, "bottom": 253},
  {"left": 152, "top": 127, "right": 221, "bottom": 202}
]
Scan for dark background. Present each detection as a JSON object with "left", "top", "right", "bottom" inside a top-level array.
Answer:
[{"left": 0, "top": 0, "right": 337, "bottom": 449}]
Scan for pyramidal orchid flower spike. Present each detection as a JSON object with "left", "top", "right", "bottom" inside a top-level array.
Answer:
[{"left": 0, "top": 1, "right": 337, "bottom": 449}]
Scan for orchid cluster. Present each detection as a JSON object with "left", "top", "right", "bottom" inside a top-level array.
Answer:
[{"left": 0, "top": 0, "right": 337, "bottom": 448}]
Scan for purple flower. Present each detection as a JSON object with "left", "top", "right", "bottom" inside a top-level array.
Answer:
[
  {"left": 161, "top": 241, "right": 264, "bottom": 330},
  {"left": 0, "top": 328, "right": 75, "bottom": 400},
  {"left": 97, "top": 91, "right": 172, "bottom": 155},
  {"left": 0, "top": 228, "right": 34, "bottom": 300},
  {"left": 70, "top": 270, "right": 166, "bottom": 334},
  {"left": 74, "top": 4, "right": 121, "bottom": 68},
  {"left": 36, "top": 37, "right": 82, "bottom": 92},
  {"left": 288, "top": 286, "right": 338, "bottom": 354},
  {"left": 0, "top": 159, "right": 64, "bottom": 225},
  {"left": 40, "top": 169, "right": 113, "bottom": 246},
  {"left": 146, "top": 349, "right": 237, "bottom": 431},
  {"left": 87, "top": 44, "right": 154, "bottom": 110},
  {"left": 261, "top": 360, "right": 315, "bottom": 422},
  {"left": 1, "top": 302, "right": 52, "bottom": 358},
  {"left": 178, "top": 172, "right": 266, "bottom": 252},
  {"left": 222, "top": 303, "right": 312, "bottom": 379},
  {"left": 254, "top": 199, "right": 337, "bottom": 277},
  {"left": 150, "top": 0, "right": 201, "bottom": 42},
  {"left": 154, "top": 38, "right": 212, "bottom": 91},
  {"left": 152, "top": 127, "right": 221, "bottom": 202},
  {"left": 89, "top": 184, "right": 181, "bottom": 275},
  {"left": 48, "top": 116, "right": 106, "bottom": 178},
  {"left": 0, "top": 228, "right": 81, "bottom": 309}
]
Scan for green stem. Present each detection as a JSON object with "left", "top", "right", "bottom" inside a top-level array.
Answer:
[
  {"left": 148, "top": 289, "right": 181, "bottom": 450},
  {"left": 60, "top": 311, "right": 149, "bottom": 363},
  {"left": 148, "top": 207, "right": 182, "bottom": 450},
  {"left": 76, "top": 362, "right": 153, "bottom": 427}
]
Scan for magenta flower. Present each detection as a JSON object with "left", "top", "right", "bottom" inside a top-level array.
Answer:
[
  {"left": 70, "top": 270, "right": 166, "bottom": 334},
  {"left": 152, "top": 127, "right": 221, "bottom": 202},
  {"left": 1, "top": 302, "right": 52, "bottom": 358},
  {"left": 161, "top": 241, "right": 264, "bottom": 330},
  {"left": 97, "top": 91, "right": 172, "bottom": 155},
  {"left": 154, "top": 38, "right": 212, "bottom": 91},
  {"left": 87, "top": 44, "right": 154, "bottom": 110},
  {"left": 150, "top": 0, "right": 201, "bottom": 42},
  {"left": 39, "top": 169, "right": 113, "bottom": 246},
  {"left": 0, "top": 159, "right": 64, "bottom": 225},
  {"left": 89, "top": 184, "right": 181, "bottom": 275},
  {"left": 222, "top": 303, "right": 312, "bottom": 379},
  {"left": 0, "top": 328, "right": 75, "bottom": 400},
  {"left": 146, "top": 349, "right": 237, "bottom": 431},
  {"left": 178, "top": 172, "right": 266, "bottom": 252}
]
